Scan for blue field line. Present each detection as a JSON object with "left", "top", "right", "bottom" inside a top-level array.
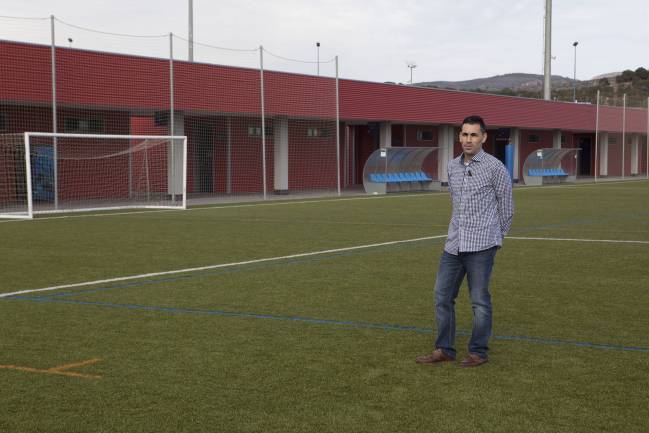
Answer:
[
  {"left": 9, "top": 295, "right": 649, "bottom": 354},
  {"left": 44, "top": 237, "right": 444, "bottom": 299}
]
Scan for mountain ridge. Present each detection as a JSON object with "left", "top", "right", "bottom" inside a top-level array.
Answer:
[{"left": 415, "top": 72, "right": 586, "bottom": 92}]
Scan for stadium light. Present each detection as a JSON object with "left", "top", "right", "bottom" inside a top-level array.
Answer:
[
  {"left": 67, "top": 37, "right": 73, "bottom": 48},
  {"left": 407, "top": 62, "right": 417, "bottom": 84},
  {"left": 316, "top": 42, "right": 320, "bottom": 76},
  {"left": 572, "top": 41, "right": 578, "bottom": 102}
]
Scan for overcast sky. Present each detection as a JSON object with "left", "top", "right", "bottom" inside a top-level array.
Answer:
[{"left": 2, "top": 0, "right": 647, "bottom": 83}]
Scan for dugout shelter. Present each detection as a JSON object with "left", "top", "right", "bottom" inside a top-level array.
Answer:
[
  {"left": 522, "top": 147, "right": 580, "bottom": 186},
  {"left": 362, "top": 147, "right": 440, "bottom": 194}
]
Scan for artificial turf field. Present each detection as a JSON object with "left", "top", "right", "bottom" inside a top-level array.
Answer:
[{"left": 1, "top": 180, "right": 648, "bottom": 433}]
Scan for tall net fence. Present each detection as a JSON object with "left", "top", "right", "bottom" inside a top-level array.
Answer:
[
  {"left": 263, "top": 49, "right": 339, "bottom": 196},
  {"left": 1, "top": 15, "right": 344, "bottom": 208},
  {"left": 593, "top": 93, "right": 648, "bottom": 180},
  {"left": 2, "top": 14, "right": 647, "bottom": 210},
  {"left": 515, "top": 91, "right": 648, "bottom": 185},
  {"left": 173, "top": 41, "right": 263, "bottom": 200}
]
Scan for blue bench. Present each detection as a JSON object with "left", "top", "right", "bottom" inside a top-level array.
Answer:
[
  {"left": 369, "top": 171, "right": 433, "bottom": 183},
  {"left": 528, "top": 168, "right": 568, "bottom": 177}
]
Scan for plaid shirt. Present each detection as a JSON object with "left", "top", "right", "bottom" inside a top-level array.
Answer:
[{"left": 444, "top": 149, "right": 514, "bottom": 255}]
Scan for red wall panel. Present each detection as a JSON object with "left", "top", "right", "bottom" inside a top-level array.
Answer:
[{"left": 2, "top": 40, "right": 647, "bottom": 135}]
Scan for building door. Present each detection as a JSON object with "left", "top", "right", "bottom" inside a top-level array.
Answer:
[
  {"left": 493, "top": 128, "right": 510, "bottom": 164},
  {"left": 578, "top": 137, "right": 592, "bottom": 176},
  {"left": 494, "top": 142, "right": 507, "bottom": 164},
  {"left": 194, "top": 125, "right": 214, "bottom": 193},
  {"left": 354, "top": 123, "right": 380, "bottom": 184}
]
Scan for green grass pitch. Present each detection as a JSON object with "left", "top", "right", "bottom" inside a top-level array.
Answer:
[{"left": 1, "top": 181, "right": 649, "bottom": 433}]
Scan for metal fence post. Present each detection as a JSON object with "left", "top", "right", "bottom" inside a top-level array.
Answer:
[
  {"left": 260, "top": 45, "right": 267, "bottom": 200},
  {"left": 622, "top": 93, "right": 626, "bottom": 179},
  {"left": 335, "top": 56, "right": 341, "bottom": 196},
  {"left": 169, "top": 33, "right": 176, "bottom": 198},
  {"left": 50, "top": 15, "right": 59, "bottom": 210},
  {"left": 594, "top": 90, "right": 599, "bottom": 183}
]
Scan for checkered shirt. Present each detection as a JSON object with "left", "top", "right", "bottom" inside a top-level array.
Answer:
[{"left": 444, "top": 149, "right": 514, "bottom": 255}]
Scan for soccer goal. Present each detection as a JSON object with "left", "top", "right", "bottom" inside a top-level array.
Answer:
[{"left": 0, "top": 132, "right": 187, "bottom": 219}]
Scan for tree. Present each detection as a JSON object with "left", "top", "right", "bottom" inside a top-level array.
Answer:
[
  {"left": 598, "top": 77, "right": 610, "bottom": 87},
  {"left": 635, "top": 67, "right": 649, "bottom": 80},
  {"left": 617, "top": 70, "right": 635, "bottom": 83}
]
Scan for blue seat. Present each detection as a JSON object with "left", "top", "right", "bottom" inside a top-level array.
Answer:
[
  {"left": 368, "top": 171, "right": 434, "bottom": 183},
  {"left": 386, "top": 173, "right": 399, "bottom": 183},
  {"left": 528, "top": 168, "right": 569, "bottom": 177}
]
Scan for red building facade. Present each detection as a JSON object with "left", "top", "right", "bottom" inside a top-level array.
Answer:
[{"left": 1, "top": 39, "right": 647, "bottom": 202}]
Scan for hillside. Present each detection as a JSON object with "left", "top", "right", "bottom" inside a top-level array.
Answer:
[
  {"left": 417, "top": 73, "right": 574, "bottom": 92},
  {"left": 415, "top": 68, "right": 649, "bottom": 108}
]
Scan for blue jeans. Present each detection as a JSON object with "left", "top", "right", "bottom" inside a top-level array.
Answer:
[{"left": 434, "top": 247, "right": 497, "bottom": 359}]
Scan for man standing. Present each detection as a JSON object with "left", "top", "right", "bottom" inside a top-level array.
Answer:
[{"left": 416, "top": 115, "right": 514, "bottom": 367}]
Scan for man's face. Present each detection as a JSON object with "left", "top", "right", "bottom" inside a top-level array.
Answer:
[{"left": 459, "top": 123, "right": 487, "bottom": 157}]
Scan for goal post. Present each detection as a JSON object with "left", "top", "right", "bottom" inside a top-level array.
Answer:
[{"left": 0, "top": 132, "right": 187, "bottom": 219}]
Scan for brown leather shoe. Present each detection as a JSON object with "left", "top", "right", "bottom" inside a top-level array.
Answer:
[
  {"left": 459, "top": 353, "right": 488, "bottom": 367},
  {"left": 415, "top": 348, "right": 455, "bottom": 364}
]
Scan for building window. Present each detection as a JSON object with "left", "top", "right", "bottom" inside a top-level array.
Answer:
[
  {"left": 64, "top": 117, "right": 104, "bottom": 134},
  {"left": 248, "top": 125, "right": 273, "bottom": 137},
  {"left": 307, "top": 127, "right": 331, "bottom": 138},
  {"left": 608, "top": 136, "right": 617, "bottom": 145},
  {"left": 417, "top": 130, "right": 434, "bottom": 141},
  {"left": 561, "top": 135, "right": 566, "bottom": 145},
  {"left": 0, "top": 112, "right": 6, "bottom": 131},
  {"left": 528, "top": 134, "right": 540, "bottom": 143}
]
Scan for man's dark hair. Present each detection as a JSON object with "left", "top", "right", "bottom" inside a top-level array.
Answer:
[{"left": 462, "top": 115, "right": 486, "bottom": 133}]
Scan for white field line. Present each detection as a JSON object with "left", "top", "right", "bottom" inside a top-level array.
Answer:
[
  {"left": 513, "top": 179, "right": 649, "bottom": 191},
  {"left": 2, "top": 179, "right": 648, "bottom": 224},
  {"left": 508, "top": 236, "right": 649, "bottom": 244},
  {"left": 3, "top": 233, "right": 648, "bottom": 299},
  {"left": 0, "top": 193, "right": 437, "bottom": 224},
  {"left": 0, "top": 235, "right": 447, "bottom": 298}
]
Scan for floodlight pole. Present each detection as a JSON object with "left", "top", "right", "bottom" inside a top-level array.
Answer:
[
  {"left": 316, "top": 42, "right": 320, "bottom": 76},
  {"left": 543, "top": 0, "right": 552, "bottom": 100},
  {"left": 407, "top": 63, "right": 417, "bottom": 84}
]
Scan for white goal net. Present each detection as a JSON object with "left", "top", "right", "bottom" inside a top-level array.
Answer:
[{"left": 0, "top": 133, "right": 187, "bottom": 219}]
